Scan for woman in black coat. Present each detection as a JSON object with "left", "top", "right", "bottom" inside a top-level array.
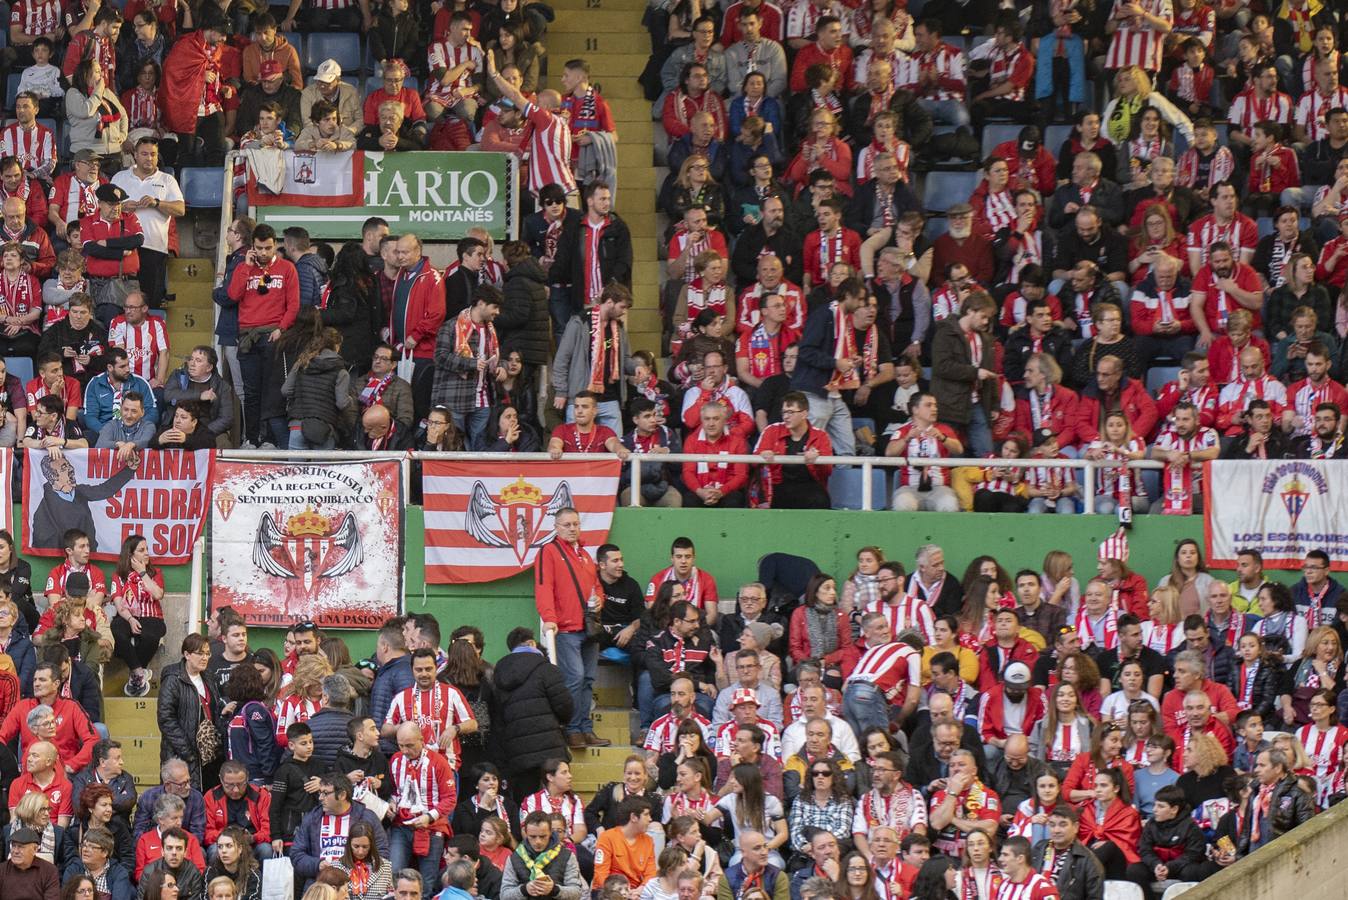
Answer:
[
  {"left": 498, "top": 247, "right": 552, "bottom": 367},
  {"left": 322, "top": 243, "right": 383, "bottom": 374},
  {"left": 158, "top": 634, "right": 227, "bottom": 790}
]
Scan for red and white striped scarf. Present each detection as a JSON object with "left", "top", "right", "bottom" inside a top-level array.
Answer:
[{"left": 586, "top": 304, "right": 620, "bottom": 393}]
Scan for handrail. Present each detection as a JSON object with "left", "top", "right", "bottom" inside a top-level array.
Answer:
[{"left": 213, "top": 449, "right": 1171, "bottom": 515}]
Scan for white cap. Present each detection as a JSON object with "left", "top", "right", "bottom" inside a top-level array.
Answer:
[
  {"left": 1004, "top": 662, "right": 1031, "bottom": 685},
  {"left": 314, "top": 59, "right": 342, "bottom": 84}
]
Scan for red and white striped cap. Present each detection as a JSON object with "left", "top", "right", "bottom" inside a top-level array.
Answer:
[{"left": 1098, "top": 529, "right": 1129, "bottom": 563}]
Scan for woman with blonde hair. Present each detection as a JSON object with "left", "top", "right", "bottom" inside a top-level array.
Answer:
[
  {"left": 206, "top": 877, "right": 239, "bottom": 900},
  {"left": 1176, "top": 732, "right": 1235, "bottom": 822},
  {"left": 1141, "top": 586, "right": 1185, "bottom": 655},
  {"left": 1295, "top": 688, "right": 1344, "bottom": 807},
  {"left": 1041, "top": 550, "right": 1080, "bottom": 618},
  {"left": 299, "top": 884, "right": 342, "bottom": 900},
  {"left": 1101, "top": 66, "right": 1194, "bottom": 147},
  {"left": 1286, "top": 627, "right": 1343, "bottom": 726},
  {"left": 274, "top": 653, "right": 332, "bottom": 744},
  {"left": 664, "top": 154, "right": 727, "bottom": 232},
  {"left": 784, "top": 108, "right": 853, "bottom": 196}
]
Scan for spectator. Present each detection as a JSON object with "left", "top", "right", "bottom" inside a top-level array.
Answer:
[
  {"left": 356, "top": 101, "right": 422, "bottom": 153},
  {"left": 81, "top": 348, "right": 157, "bottom": 435},
  {"left": 299, "top": 62, "right": 362, "bottom": 134},
  {"left": 162, "top": 346, "right": 235, "bottom": 439},
  {"left": 280, "top": 328, "right": 351, "bottom": 450},
  {"left": 156, "top": 635, "right": 224, "bottom": 791},
  {"left": 65, "top": 61, "right": 128, "bottom": 168},
  {"left": 227, "top": 224, "right": 299, "bottom": 448},
  {"left": 109, "top": 139, "right": 181, "bottom": 310}
]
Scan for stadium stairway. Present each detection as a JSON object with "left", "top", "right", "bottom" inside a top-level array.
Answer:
[
  {"left": 569, "top": 662, "right": 641, "bottom": 794},
  {"left": 164, "top": 259, "right": 218, "bottom": 371},
  {"left": 546, "top": 0, "right": 662, "bottom": 356},
  {"left": 101, "top": 591, "right": 194, "bottom": 787}
]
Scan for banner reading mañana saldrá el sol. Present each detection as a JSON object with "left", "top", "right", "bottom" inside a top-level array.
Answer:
[
  {"left": 209, "top": 460, "right": 403, "bottom": 628},
  {"left": 1204, "top": 460, "right": 1348, "bottom": 569},
  {"left": 21, "top": 449, "right": 213, "bottom": 562},
  {"left": 253, "top": 150, "right": 517, "bottom": 240}
]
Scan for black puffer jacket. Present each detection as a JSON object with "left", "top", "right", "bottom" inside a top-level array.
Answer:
[
  {"left": 322, "top": 273, "right": 384, "bottom": 374},
  {"left": 305, "top": 707, "right": 354, "bottom": 769},
  {"left": 488, "top": 649, "right": 573, "bottom": 777},
  {"left": 498, "top": 259, "right": 552, "bottom": 366},
  {"left": 157, "top": 660, "right": 225, "bottom": 790}
]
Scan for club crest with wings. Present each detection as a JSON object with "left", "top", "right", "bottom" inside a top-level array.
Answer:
[
  {"left": 254, "top": 505, "right": 364, "bottom": 609},
  {"left": 465, "top": 477, "right": 575, "bottom": 564}
]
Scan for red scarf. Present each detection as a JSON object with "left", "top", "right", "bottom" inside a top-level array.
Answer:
[
  {"left": 586, "top": 305, "right": 620, "bottom": 393},
  {"left": 825, "top": 302, "right": 859, "bottom": 391}
]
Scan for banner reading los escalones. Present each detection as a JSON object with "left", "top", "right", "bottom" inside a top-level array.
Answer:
[
  {"left": 253, "top": 151, "right": 517, "bottom": 240},
  {"left": 21, "top": 449, "right": 212, "bottom": 562},
  {"left": 210, "top": 460, "right": 403, "bottom": 628},
  {"left": 1205, "top": 460, "right": 1348, "bottom": 569},
  {"left": 423, "top": 460, "right": 620, "bottom": 584}
]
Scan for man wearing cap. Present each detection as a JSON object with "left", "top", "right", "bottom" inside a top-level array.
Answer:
[
  {"left": 80, "top": 183, "right": 143, "bottom": 327},
  {"left": 976, "top": 661, "right": 1045, "bottom": 754},
  {"left": 48, "top": 151, "right": 106, "bottom": 242},
  {"left": 988, "top": 125, "right": 1057, "bottom": 198},
  {"left": 111, "top": 138, "right": 183, "bottom": 310},
  {"left": 241, "top": 13, "right": 302, "bottom": 90},
  {"left": 236, "top": 60, "right": 303, "bottom": 141},
  {"left": 301, "top": 60, "right": 362, "bottom": 132},
  {"left": 0, "top": 825, "right": 59, "bottom": 900},
  {"left": 712, "top": 693, "right": 781, "bottom": 761},
  {"left": 929, "top": 204, "right": 994, "bottom": 287}
]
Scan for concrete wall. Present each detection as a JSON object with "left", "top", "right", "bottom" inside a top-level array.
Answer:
[{"left": 1175, "top": 798, "right": 1348, "bottom": 900}]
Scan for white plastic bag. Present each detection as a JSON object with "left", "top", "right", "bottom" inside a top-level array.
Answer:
[
  {"left": 261, "top": 856, "right": 295, "bottom": 900},
  {"left": 397, "top": 346, "right": 415, "bottom": 382}
]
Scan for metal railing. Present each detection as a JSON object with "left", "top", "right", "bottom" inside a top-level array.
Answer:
[{"left": 215, "top": 448, "right": 1170, "bottom": 514}]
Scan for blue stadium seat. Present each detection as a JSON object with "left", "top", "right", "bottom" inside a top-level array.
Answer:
[
  {"left": 970, "top": 35, "right": 993, "bottom": 54},
  {"left": 924, "top": 216, "right": 950, "bottom": 243},
  {"left": 923, "top": 171, "right": 980, "bottom": 214},
  {"left": 342, "top": 75, "right": 362, "bottom": 93},
  {"left": 148, "top": 309, "right": 167, "bottom": 322},
  {"left": 1044, "top": 124, "right": 1073, "bottom": 154},
  {"left": 304, "top": 33, "right": 362, "bottom": 76},
  {"left": 181, "top": 167, "right": 224, "bottom": 208},
  {"left": 981, "top": 123, "right": 1023, "bottom": 159},
  {"left": 1146, "top": 366, "right": 1179, "bottom": 394},
  {"left": 829, "top": 467, "right": 888, "bottom": 511},
  {"left": 4, "top": 74, "right": 19, "bottom": 111},
  {"left": 1256, "top": 217, "right": 1274, "bottom": 239},
  {"left": 5, "top": 356, "right": 32, "bottom": 387}
]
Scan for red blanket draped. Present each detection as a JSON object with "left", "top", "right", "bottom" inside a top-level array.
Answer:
[{"left": 159, "top": 32, "right": 210, "bottom": 135}]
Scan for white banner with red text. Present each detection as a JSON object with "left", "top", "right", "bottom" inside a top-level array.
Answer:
[
  {"left": 423, "top": 459, "right": 621, "bottom": 584},
  {"left": 1204, "top": 460, "right": 1348, "bottom": 569},
  {"left": 20, "top": 449, "right": 212, "bottom": 562},
  {"left": 209, "top": 460, "right": 403, "bottom": 628}
]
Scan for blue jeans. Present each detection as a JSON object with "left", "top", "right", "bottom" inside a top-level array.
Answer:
[
  {"left": 566, "top": 400, "right": 622, "bottom": 434},
  {"left": 843, "top": 681, "right": 890, "bottom": 738},
  {"left": 388, "top": 827, "right": 445, "bottom": 899},
  {"left": 1035, "top": 34, "right": 1086, "bottom": 102},
  {"left": 806, "top": 393, "right": 856, "bottom": 455},
  {"left": 451, "top": 406, "right": 491, "bottom": 449},
  {"left": 555, "top": 630, "right": 598, "bottom": 735},
  {"left": 917, "top": 98, "right": 971, "bottom": 128},
  {"left": 550, "top": 285, "right": 575, "bottom": 338},
  {"left": 237, "top": 332, "right": 275, "bottom": 444},
  {"left": 287, "top": 421, "right": 337, "bottom": 450},
  {"left": 1028, "top": 497, "right": 1079, "bottom": 514},
  {"left": 965, "top": 404, "right": 992, "bottom": 458}
]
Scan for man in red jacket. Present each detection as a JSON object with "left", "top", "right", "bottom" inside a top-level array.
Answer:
[
  {"left": 80, "top": 183, "right": 144, "bottom": 325},
  {"left": 681, "top": 401, "right": 750, "bottom": 508},
  {"left": 227, "top": 223, "right": 299, "bottom": 447},
  {"left": 1074, "top": 355, "right": 1158, "bottom": 443},
  {"left": 203, "top": 761, "right": 272, "bottom": 858},
  {"left": 534, "top": 508, "right": 607, "bottom": 750},
  {"left": 390, "top": 233, "right": 445, "bottom": 420},
  {"left": 753, "top": 390, "right": 832, "bottom": 508},
  {"left": 0, "top": 662, "right": 98, "bottom": 774}
]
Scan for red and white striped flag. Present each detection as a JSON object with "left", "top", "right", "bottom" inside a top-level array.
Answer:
[{"left": 423, "top": 459, "right": 621, "bottom": 584}]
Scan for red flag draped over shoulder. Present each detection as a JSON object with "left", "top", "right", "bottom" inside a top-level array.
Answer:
[{"left": 159, "top": 32, "right": 211, "bottom": 136}]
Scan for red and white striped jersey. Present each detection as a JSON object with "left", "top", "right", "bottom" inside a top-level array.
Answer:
[
  {"left": 1185, "top": 214, "right": 1257, "bottom": 266},
  {"left": 851, "top": 48, "right": 912, "bottom": 91},
  {"left": 994, "top": 872, "right": 1061, "bottom": 900},
  {"left": 110, "top": 569, "right": 164, "bottom": 619},
  {"left": 851, "top": 785, "right": 928, "bottom": 839},
  {"left": 390, "top": 748, "right": 455, "bottom": 828},
  {"left": 0, "top": 123, "right": 55, "bottom": 180},
  {"left": 44, "top": 560, "right": 105, "bottom": 597},
  {"left": 785, "top": 687, "right": 843, "bottom": 722},
  {"left": 845, "top": 641, "right": 921, "bottom": 695},
  {"left": 122, "top": 87, "right": 161, "bottom": 130},
  {"left": 916, "top": 42, "right": 965, "bottom": 102},
  {"left": 521, "top": 101, "right": 575, "bottom": 197},
  {"left": 736, "top": 281, "right": 806, "bottom": 333},
  {"left": 1295, "top": 87, "right": 1348, "bottom": 143},
  {"left": 864, "top": 595, "right": 936, "bottom": 644},
  {"left": 642, "top": 711, "right": 712, "bottom": 755},
  {"left": 1227, "top": 88, "right": 1294, "bottom": 132},
  {"left": 385, "top": 682, "right": 475, "bottom": 767},
  {"left": 1286, "top": 377, "right": 1348, "bottom": 436},
  {"left": 784, "top": 0, "right": 849, "bottom": 42},
  {"left": 273, "top": 695, "right": 321, "bottom": 743},
  {"left": 425, "top": 39, "right": 484, "bottom": 103},
  {"left": 9, "top": 0, "right": 60, "bottom": 36},
  {"left": 987, "top": 42, "right": 1033, "bottom": 102},
  {"left": 976, "top": 189, "right": 1017, "bottom": 235},
  {"left": 315, "top": 813, "right": 351, "bottom": 864},
  {"left": 1152, "top": 425, "right": 1218, "bottom": 482},
  {"left": 521, "top": 789, "right": 585, "bottom": 831},
  {"left": 1296, "top": 723, "right": 1348, "bottom": 806},
  {"left": 107, "top": 315, "right": 168, "bottom": 382},
  {"left": 663, "top": 790, "right": 718, "bottom": 821},
  {"left": 712, "top": 718, "right": 781, "bottom": 758},
  {"left": 1104, "top": 0, "right": 1172, "bottom": 71},
  {"left": 856, "top": 140, "right": 912, "bottom": 184},
  {"left": 887, "top": 421, "right": 960, "bottom": 487},
  {"left": 0, "top": 271, "right": 41, "bottom": 336}
]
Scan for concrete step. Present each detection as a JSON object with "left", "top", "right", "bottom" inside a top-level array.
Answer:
[
  {"left": 105, "top": 696, "right": 160, "bottom": 731},
  {"left": 605, "top": 99, "right": 656, "bottom": 124},
  {"left": 552, "top": 0, "right": 646, "bottom": 12},
  {"left": 616, "top": 142, "right": 653, "bottom": 170},
  {"left": 627, "top": 309, "right": 661, "bottom": 334},
  {"left": 571, "top": 744, "right": 642, "bottom": 766},
  {"left": 590, "top": 709, "right": 634, "bottom": 742},
  {"left": 590, "top": 78, "right": 645, "bottom": 100},
  {"left": 595, "top": 685, "right": 631, "bottom": 707},
  {"left": 547, "top": 11, "right": 641, "bottom": 33},
  {"left": 168, "top": 258, "right": 214, "bottom": 285},
  {"left": 584, "top": 54, "right": 651, "bottom": 79}
]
